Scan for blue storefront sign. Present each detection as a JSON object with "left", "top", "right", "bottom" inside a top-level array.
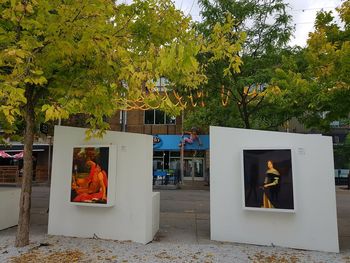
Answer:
[{"left": 152, "top": 135, "right": 209, "bottom": 151}]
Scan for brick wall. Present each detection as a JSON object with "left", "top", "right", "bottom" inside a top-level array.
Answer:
[{"left": 109, "top": 110, "right": 183, "bottom": 135}]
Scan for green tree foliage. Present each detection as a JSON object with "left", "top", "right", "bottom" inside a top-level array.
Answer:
[
  {"left": 334, "top": 133, "right": 350, "bottom": 169},
  {"left": 0, "top": 0, "right": 212, "bottom": 246},
  {"left": 272, "top": 0, "right": 350, "bottom": 130},
  {"left": 187, "top": 0, "right": 294, "bottom": 129},
  {"left": 183, "top": 97, "right": 243, "bottom": 132}
]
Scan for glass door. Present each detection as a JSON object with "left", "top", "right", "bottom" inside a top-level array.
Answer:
[
  {"left": 183, "top": 159, "right": 193, "bottom": 179},
  {"left": 183, "top": 158, "right": 205, "bottom": 181},
  {"left": 193, "top": 158, "right": 204, "bottom": 181}
]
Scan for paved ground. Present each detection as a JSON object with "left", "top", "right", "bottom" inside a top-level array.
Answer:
[
  {"left": 0, "top": 186, "right": 350, "bottom": 262},
  {"left": 157, "top": 189, "right": 210, "bottom": 244}
]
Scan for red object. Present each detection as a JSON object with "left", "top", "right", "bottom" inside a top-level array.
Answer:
[
  {"left": 0, "top": 151, "right": 12, "bottom": 158},
  {"left": 12, "top": 151, "right": 24, "bottom": 159},
  {"left": 73, "top": 170, "right": 108, "bottom": 202}
]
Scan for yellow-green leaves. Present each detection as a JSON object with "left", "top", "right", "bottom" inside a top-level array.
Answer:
[
  {"left": 1, "top": 0, "right": 244, "bottom": 136},
  {"left": 204, "top": 14, "right": 246, "bottom": 76},
  {"left": 41, "top": 104, "right": 69, "bottom": 122},
  {"left": 0, "top": 84, "right": 26, "bottom": 124},
  {"left": 270, "top": 0, "right": 350, "bottom": 130},
  {"left": 24, "top": 70, "right": 47, "bottom": 85}
]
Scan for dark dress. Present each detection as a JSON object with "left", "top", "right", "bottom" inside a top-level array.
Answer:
[{"left": 263, "top": 169, "right": 280, "bottom": 208}]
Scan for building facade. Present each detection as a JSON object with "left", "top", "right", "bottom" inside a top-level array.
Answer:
[{"left": 109, "top": 109, "right": 209, "bottom": 183}]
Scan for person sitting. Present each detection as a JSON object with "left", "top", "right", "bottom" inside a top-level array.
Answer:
[{"left": 72, "top": 160, "right": 108, "bottom": 203}]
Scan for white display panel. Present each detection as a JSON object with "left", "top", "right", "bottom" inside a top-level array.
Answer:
[
  {"left": 0, "top": 188, "right": 20, "bottom": 230},
  {"left": 210, "top": 126, "right": 339, "bottom": 252},
  {"left": 48, "top": 126, "right": 158, "bottom": 244}
]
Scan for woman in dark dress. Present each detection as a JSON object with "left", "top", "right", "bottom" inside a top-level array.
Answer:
[{"left": 262, "top": 160, "right": 280, "bottom": 208}]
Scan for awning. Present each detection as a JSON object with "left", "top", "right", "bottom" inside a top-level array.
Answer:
[
  {"left": 0, "top": 143, "right": 49, "bottom": 152},
  {"left": 0, "top": 150, "right": 24, "bottom": 159},
  {"left": 12, "top": 152, "right": 24, "bottom": 159},
  {"left": 153, "top": 135, "right": 209, "bottom": 151},
  {"left": 0, "top": 151, "right": 12, "bottom": 158}
]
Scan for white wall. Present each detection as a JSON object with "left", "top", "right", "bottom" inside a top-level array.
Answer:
[
  {"left": 210, "top": 126, "right": 339, "bottom": 252},
  {"left": 48, "top": 126, "right": 158, "bottom": 244},
  {"left": 0, "top": 188, "right": 20, "bottom": 230},
  {"left": 152, "top": 192, "right": 160, "bottom": 237}
]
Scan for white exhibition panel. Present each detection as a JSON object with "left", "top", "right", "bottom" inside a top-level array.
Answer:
[
  {"left": 48, "top": 126, "right": 158, "bottom": 244},
  {"left": 152, "top": 192, "right": 160, "bottom": 237},
  {"left": 0, "top": 188, "right": 20, "bottom": 230},
  {"left": 210, "top": 126, "right": 339, "bottom": 252}
]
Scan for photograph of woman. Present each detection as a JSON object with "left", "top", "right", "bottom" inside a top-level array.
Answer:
[{"left": 261, "top": 160, "right": 280, "bottom": 208}]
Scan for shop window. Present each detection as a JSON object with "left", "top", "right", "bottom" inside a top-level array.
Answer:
[
  {"left": 170, "top": 151, "right": 180, "bottom": 157},
  {"left": 153, "top": 151, "right": 164, "bottom": 157},
  {"left": 333, "top": 136, "right": 340, "bottom": 144},
  {"left": 153, "top": 158, "right": 163, "bottom": 170},
  {"left": 144, "top": 110, "right": 176, "bottom": 125},
  {"left": 145, "top": 110, "right": 155, "bottom": 124}
]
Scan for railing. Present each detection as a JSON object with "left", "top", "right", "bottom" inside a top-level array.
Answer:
[
  {"left": 0, "top": 165, "right": 48, "bottom": 184},
  {"left": 0, "top": 166, "right": 19, "bottom": 184}
]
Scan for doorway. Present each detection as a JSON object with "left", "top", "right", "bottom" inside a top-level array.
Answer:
[{"left": 183, "top": 158, "right": 205, "bottom": 181}]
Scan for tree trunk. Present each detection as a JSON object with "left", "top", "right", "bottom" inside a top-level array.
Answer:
[
  {"left": 242, "top": 103, "right": 251, "bottom": 129},
  {"left": 15, "top": 88, "right": 35, "bottom": 247},
  {"left": 243, "top": 115, "right": 250, "bottom": 129}
]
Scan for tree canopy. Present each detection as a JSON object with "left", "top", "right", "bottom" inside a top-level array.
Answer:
[
  {"left": 185, "top": 0, "right": 294, "bottom": 130},
  {"left": 0, "top": 0, "right": 209, "bottom": 138},
  {"left": 272, "top": 0, "right": 350, "bottom": 130}
]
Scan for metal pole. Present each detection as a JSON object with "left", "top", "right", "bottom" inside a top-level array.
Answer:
[
  {"left": 121, "top": 110, "right": 127, "bottom": 132},
  {"left": 47, "top": 136, "right": 52, "bottom": 185},
  {"left": 180, "top": 110, "right": 184, "bottom": 184}
]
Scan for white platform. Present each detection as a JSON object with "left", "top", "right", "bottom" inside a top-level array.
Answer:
[
  {"left": 0, "top": 187, "right": 20, "bottom": 230},
  {"left": 210, "top": 126, "right": 339, "bottom": 252},
  {"left": 48, "top": 126, "right": 159, "bottom": 244}
]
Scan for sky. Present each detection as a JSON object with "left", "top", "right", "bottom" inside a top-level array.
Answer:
[{"left": 173, "top": 0, "right": 344, "bottom": 47}]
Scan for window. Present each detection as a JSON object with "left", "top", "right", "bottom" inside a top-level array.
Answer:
[
  {"left": 330, "top": 121, "right": 340, "bottom": 128},
  {"left": 155, "top": 77, "right": 169, "bottom": 92},
  {"left": 144, "top": 110, "right": 176, "bottom": 125},
  {"left": 145, "top": 110, "right": 155, "bottom": 124}
]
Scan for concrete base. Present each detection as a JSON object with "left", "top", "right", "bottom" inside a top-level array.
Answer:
[
  {"left": 0, "top": 187, "right": 20, "bottom": 230},
  {"left": 152, "top": 192, "right": 160, "bottom": 237}
]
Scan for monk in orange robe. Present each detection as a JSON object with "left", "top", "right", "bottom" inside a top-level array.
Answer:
[{"left": 72, "top": 160, "right": 108, "bottom": 203}]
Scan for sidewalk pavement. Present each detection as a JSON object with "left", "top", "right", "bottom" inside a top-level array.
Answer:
[{"left": 0, "top": 186, "right": 349, "bottom": 262}]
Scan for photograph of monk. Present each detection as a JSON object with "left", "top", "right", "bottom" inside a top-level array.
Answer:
[
  {"left": 243, "top": 149, "right": 294, "bottom": 210},
  {"left": 71, "top": 147, "right": 109, "bottom": 204}
]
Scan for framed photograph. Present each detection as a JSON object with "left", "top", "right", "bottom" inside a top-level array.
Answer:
[
  {"left": 70, "top": 145, "right": 116, "bottom": 207},
  {"left": 242, "top": 149, "right": 295, "bottom": 212}
]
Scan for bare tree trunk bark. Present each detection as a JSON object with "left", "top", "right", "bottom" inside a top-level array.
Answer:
[
  {"left": 243, "top": 116, "right": 251, "bottom": 129},
  {"left": 242, "top": 103, "right": 251, "bottom": 129},
  {"left": 15, "top": 88, "right": 35, "bottom": 247}
]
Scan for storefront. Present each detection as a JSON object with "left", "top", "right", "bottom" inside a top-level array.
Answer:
[
  {"left": 0, "top": 143, "right": 51, "bottom": 184},
  {"left": 152, "top": 135, "right": 209, "bottom": 183}
]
